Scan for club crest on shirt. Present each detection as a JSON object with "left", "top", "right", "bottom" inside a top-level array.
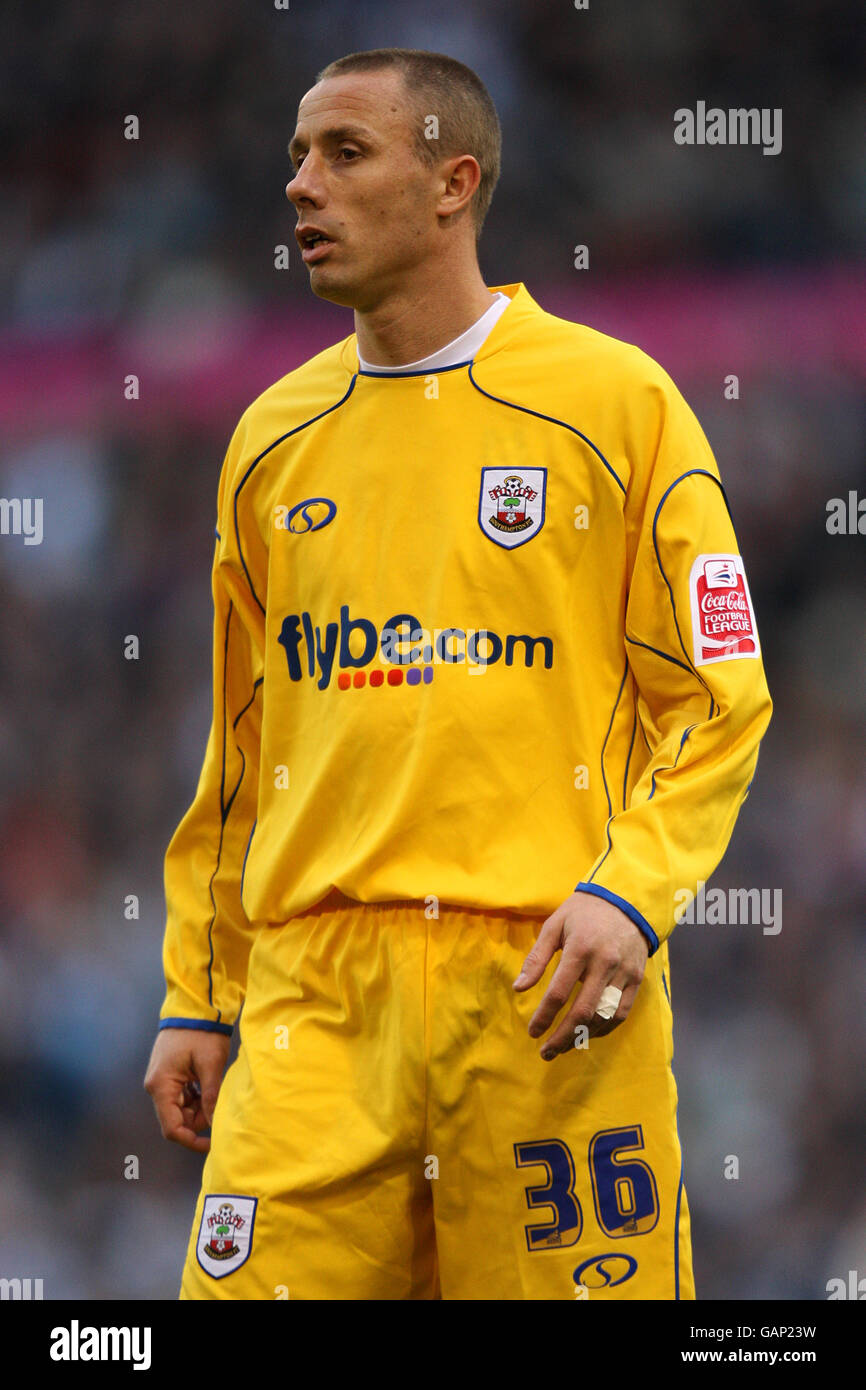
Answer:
[
  {"left": 478, "top": 468, "right": 547, "bottom": 549},
  {"left": 196, "top": 1195, "right": 257, "bottom": 1278}
]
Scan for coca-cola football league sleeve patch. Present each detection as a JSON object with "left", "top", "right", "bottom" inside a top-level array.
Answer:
[{"left": 689, "top": 554, "right": 760, "bottom": 665}]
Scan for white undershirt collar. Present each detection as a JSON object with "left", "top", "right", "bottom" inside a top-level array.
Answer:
[{"left": 357, "top": 292, "right": 510, "bottom": 374}]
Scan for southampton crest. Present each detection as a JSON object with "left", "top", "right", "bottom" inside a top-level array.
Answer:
[
  {"left": 478, "top": 468, "right": 547, "bottom": 549},
  {"left": 196, "top": 1195, "right": 257, "bottom": 1279}
]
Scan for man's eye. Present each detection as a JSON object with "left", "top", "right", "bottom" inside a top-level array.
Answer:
[{"left": 338, "top": 147, "right": 360, "bottom": 160}]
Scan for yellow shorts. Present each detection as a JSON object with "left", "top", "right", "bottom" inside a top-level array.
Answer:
[{"left": 180, "top": 891, "right": 694, "bottom": 1300}]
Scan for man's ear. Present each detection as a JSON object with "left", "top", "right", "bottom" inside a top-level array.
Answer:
[{"left": 437, "top": 154, "right": 482, "bottom": 221}]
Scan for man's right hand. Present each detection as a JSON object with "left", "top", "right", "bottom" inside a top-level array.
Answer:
[{"left": 144, "top": 1027, "right": 231, "bottom": 1154}]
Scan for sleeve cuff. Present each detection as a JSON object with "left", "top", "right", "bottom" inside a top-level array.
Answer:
[
  {"left": 159, "top": 1016, "right": 234, "bottom": 1037},
  {"left": 573, "top": 882, "right": 660, "bottom": 956}
]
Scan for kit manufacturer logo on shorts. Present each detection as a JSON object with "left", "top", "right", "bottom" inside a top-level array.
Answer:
[
  {"left": 478, "top": 468, "right": 546, "bottom": 549},
  {"left": 689, "top": 553, "right": 759, "bottom": 664},
  {"left": 196, "top": 1195, "right": 257, "bottom": 1278},
  {"left": 573, "top": 1252, "right": 638, "bottom": 1291}
]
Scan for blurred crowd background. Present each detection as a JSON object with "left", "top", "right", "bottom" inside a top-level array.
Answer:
[{"left": 0, "top": 0, "right": 863, "bottom": 1300}]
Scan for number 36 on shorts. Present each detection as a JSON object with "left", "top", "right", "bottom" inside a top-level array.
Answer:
[{"left": 514, "top": 1125, "right": 659, "bottom": 1250}]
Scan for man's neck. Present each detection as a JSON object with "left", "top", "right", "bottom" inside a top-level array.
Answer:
[{"left": 353, "top": 264, "right": 495, "bottom": 368}]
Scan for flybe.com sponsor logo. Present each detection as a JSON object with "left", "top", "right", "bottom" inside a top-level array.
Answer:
[{"left": 277, "top": 605, "right": 554, "bottom": 690}]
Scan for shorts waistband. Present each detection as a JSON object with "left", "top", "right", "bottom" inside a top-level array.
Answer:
[{"left": 288, "top": 887, "right": 536, "bottom": 922}]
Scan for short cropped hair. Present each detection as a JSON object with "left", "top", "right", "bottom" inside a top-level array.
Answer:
[{"left": 316, "top": 48, "right": 501, "bottom": 237}]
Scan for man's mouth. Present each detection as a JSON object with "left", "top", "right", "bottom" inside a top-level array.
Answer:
[{"left": 297, "top": 229, "right": 335, "bottom": 264}]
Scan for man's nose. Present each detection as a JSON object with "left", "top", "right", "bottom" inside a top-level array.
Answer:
[{"left": 285, "top": 159, "right": 321, "bottom": 208}]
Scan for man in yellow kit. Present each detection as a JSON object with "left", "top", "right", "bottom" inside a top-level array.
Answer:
[{"left": 144, "top": 48, "right": 772, "bottom": 1300}]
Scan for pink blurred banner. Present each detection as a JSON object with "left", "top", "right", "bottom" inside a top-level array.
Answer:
[{"left": 0, "top": 265, "right": 862, "bottom": 437}]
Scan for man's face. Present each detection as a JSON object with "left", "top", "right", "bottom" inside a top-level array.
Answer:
[{"left": 286, "top": 70, "right": 443, "bottom": 310}]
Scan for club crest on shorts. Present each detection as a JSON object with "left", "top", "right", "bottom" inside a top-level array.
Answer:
[
  {"left": 196, "top": 1195, "right": 257, "bottom": 1278},
  {"left": 478, "top": 467, "right": 546, "bottom": 549},
  {"left": 689, "top": 553, "right": 760, "bottom": 664}
]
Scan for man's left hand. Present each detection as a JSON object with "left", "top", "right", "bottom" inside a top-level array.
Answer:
[{"left": 512, "top": 892, "right": 650, "bottom": 1060}]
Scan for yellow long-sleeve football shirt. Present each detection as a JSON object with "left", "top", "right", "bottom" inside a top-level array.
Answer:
[{"left": 160, "top": 283, "right": 772, "bottom": 1034}]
